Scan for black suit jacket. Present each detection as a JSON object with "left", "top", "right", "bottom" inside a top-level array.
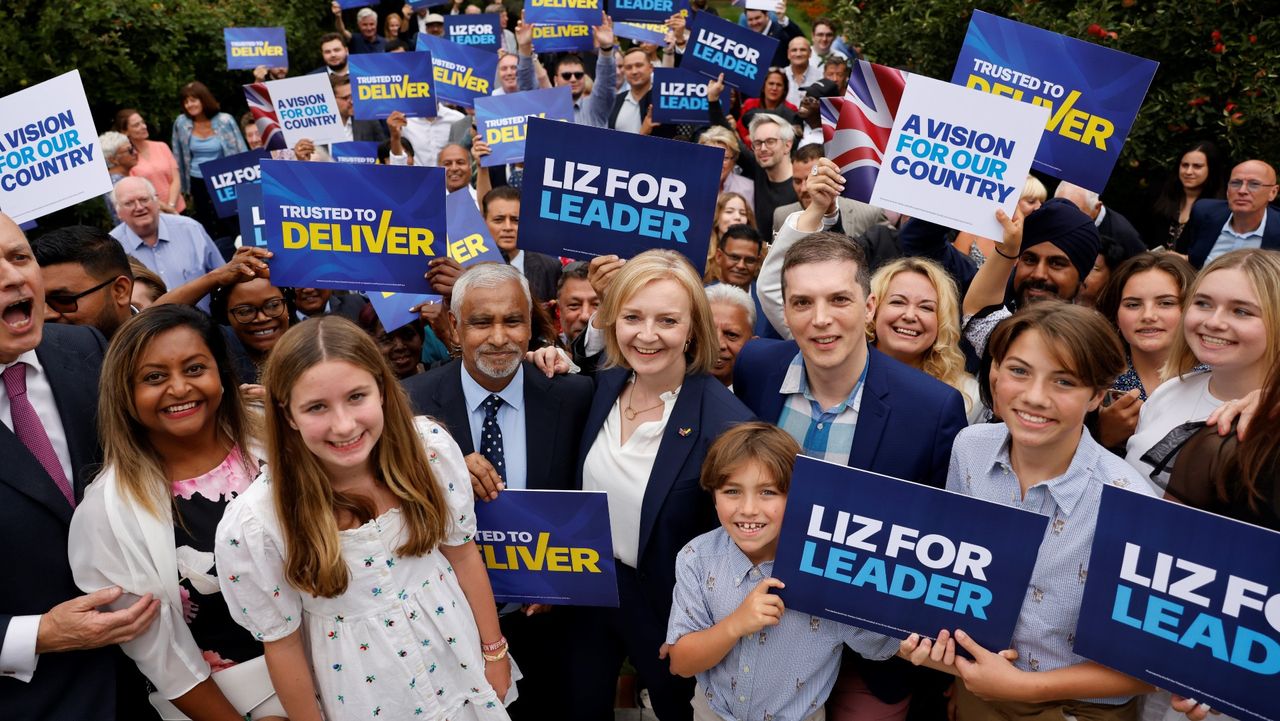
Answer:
[
  {"left": 764, "top": 20, "right": 803, "bottom": 69},
  {"left": 519, "top": 250, "right": 563, "bottom": 304},
  {"left": 1184, "top": 198, "right": 1280, "bottom": 269},
  {"left": 0, "top": 324, "right": 117, "bottom": 721},
  {"left": 1098, "top": 207, "right": 1146, "bottom": 259},
  {"left": 352, "top": 118, "right": 389, "bottom": 143},
  {"left": 404, "top": 360, "right": 594, "bottom": 491},
  {"left": 607, "top": 89, "right": 677, "bottom": 140}
]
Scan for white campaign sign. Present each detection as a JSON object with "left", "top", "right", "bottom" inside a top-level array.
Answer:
[
  {"left": 870, "top": 74, "right": 1048, "bottom": 242},
  {"left": 0, "top": 70, "right": 112, "bottom": 224},
  {"left": 265, "top": 74, "right": 346, "bottom": 146}
]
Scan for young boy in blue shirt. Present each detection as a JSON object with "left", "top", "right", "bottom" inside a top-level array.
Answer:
[{"left": 666, "top": 422, "right": 900, "bottom": 721}]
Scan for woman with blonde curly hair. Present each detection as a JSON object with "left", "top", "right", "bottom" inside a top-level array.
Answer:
[{"left": 868, "top": 257, "right": 983, "bottom": 423}]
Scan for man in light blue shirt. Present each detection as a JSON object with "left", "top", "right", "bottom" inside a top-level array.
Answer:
[{"left": 108, "top": 177, "right": 222, "bottom": 311}]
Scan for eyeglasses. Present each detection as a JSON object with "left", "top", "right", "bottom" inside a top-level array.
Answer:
[
  {"left": 45, "top": 277, "right": 116, "bottom": 314},
  {"left": 117, "top": 196, "right": 155, "bottom": 210},
  {"left": 124, "top": 145, "right": 138, "bottom": 155},
  {"left": 228, "top": 297, "right": 287, "bottom": 324},
  {"left": 721, "top": 252, "right": 760, "bottom": 267},
  {"left": 1228, "top": 179, "right": 1278, "bottom": 193},
  {"left": 753, "top": 137, "right": 783, "bottom": 149},
  {"left": 559, "top": 71, "right": 585, "bottom": 80}
]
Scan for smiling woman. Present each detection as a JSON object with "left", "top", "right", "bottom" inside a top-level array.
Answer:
[{"left": 210, "top": 278, "right": 293, "bottom": 368}]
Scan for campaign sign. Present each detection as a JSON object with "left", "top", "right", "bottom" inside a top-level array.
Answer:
[
  {"left": 349, "top": 51, "right": 438, "bottom": 120},
  {"left": 1076, "top": 487, "right": 1280, "bottom": 721},
  {"left": 531, "top": 23, "right": 595, "bottom": 53},
  {"left": 609, "top": 0, "right": 688, "bottom": 24},
  {"left": 734, "top": 0, "right": 776, "bottom": 10},
  {"left": 335, "top": 0, "right": 372, "bottom": 8},
  {"left": 474, "top": 87, "right": 574, "bottom": 167},
  {"left": 518, "top": 117, "right": 720, "bottom": 268},
  {"left": 443, "top": 187, "right": 504, "bottom": 269},
  {"left": 0, "top": 70, "right": 111, "bottom": 225},
  {"left": 870, "top": 74, "right": 1048, "bottom": 242},
  {"left": 445, "top": 14, "right": 503, "bottom": 53},
  {"left": 682, "top": 12, "right": 777, "bottom": 96},
  {"left": 613, "top": 21, "right": 667, "bottom": 45},
  {"left": 258, "top": 74, "right": 345, "bottom": 146},
  {"left": 262, "top": 160, "right": 447, "bottom": 293},
  {"left": 236, "top": 183, "right": 266, "bottom": 247},
  {"left": 651, "top": 68, "right": 728, "bottom": 125},
  {"left": 772, "top": 457, "right": 1048, "bottom": 652},
  {"left": 415, "top": 35, "right": 498, "bottom": 108},
  {"left": 223, "top": 28, "right": 288, "bottom": 70},
  {"left": 820, "top": 60, "right": 908, "bottom": 204},
  {"left": 952, "top": 11, "right": 1158, "bottom": 192},
  {"left": 525, "top": 0, "right": 602, "bottom": 27},
  {"left": 474, "top": 490, "right": 619, "bottom": 607},
  {"left": 367, "top": 292, "right": 439, "bottom": 333},
  {"left": 200, "top": 148, "right": 269, "bottom": 219},
  {"left": 329, "top": 141, "right": 380, "bottom": 164}
]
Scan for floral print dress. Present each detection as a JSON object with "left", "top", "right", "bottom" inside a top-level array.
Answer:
[{"left": 215, "top": 418, "right": 510, "bottom": 721}]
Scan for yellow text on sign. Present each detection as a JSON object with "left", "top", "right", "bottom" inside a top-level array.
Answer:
[
  {"left": 282, "top": 210, "right": 435, "bottom": 255},
  {"left": 479, "top": 532, "right": 602, "bottom": 572},
  {"left": 964, "top": 75, "right": 1114, "bottom": 151}
]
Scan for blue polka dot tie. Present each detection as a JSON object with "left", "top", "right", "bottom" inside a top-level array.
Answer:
[{"left": 480, "top": 394, "right": 506, "bottom": 482}]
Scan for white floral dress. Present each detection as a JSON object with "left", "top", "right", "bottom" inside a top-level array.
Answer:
[{"left": 215, "top": 418, "right": 511, "bottom": 720}]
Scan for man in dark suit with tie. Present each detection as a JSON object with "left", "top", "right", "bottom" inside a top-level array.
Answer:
[
  {"left": 403, "top": 262, "right": 592, "bottom": 720},
  {"left": 0, "top": 214, "right": 159, "bottom": 721}
]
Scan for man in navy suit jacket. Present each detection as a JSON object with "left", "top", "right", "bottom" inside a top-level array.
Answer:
[
  {"left": 402, "top": 263, "right": 592, "bottom": 720},
  {"left": 1183, "top": 160, "right": 1280, "bottom": 268},
  {"left": 0, "top": 214, "right": 159, "bottom": 721}
]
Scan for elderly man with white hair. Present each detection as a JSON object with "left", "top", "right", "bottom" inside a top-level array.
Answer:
[
  {"left": 1054, "top": 180, "right": 1146, "bottom": 257},
  {"left": 332, "top": 2, "right": 387, "bottom": 54}
]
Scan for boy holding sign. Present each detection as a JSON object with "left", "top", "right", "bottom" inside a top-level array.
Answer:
[
  {"left": 901, "top": 300, "right": 1156, "bottom": 719},
  {"left": 667, "top": 422, "right": 901, "bottom": 721}
]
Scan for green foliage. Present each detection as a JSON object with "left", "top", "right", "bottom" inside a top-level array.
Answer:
[{"left": 833, "top": 0, "right": 1279, "bottom": 208}]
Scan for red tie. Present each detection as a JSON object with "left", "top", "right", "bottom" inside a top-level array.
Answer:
[{"left": 3, "top": 362, "right": 75, "bottom": 507}]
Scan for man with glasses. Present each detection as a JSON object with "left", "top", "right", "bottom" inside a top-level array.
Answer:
[
  {"left": 736, "top": 113, "right": 798, "bottom": 231},
  {"left": 31, "top": 227, "right": 135, "bottom": 340},
  {"left": 108, "top": 177, "right": 223, "bottom": 311},
  {"left": 809, "top": 17, "right": 848, "bottom": 68},
  {"left": 1184, "top": 159, "right": 1280, "bottom": 268},
  {"left": 515, "top": 13, "right": 617, "bottom": 128},
  {"left": 709, "top": 225, "right": 779, "bottom": 339}
]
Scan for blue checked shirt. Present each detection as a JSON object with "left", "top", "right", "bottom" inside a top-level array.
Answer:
[
  {"left": 666, "top": 528, "right": 898, "bottom": 721},
  {"left": 776, "top": 352, "right": 867, "bottom": 465},
  {"left": 947, "top": 423, "right": 1154, "bottom": 705}
]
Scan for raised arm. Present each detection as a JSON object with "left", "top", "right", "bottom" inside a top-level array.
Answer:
[{"left": 961, "top": 209, "right": 1022, "bottom": 317}]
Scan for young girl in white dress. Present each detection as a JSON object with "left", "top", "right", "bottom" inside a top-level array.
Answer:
[{"left": 215, "top": 316, "right": 515, "bottom": 720}]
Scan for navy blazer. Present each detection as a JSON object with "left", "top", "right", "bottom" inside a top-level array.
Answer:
[
  {"left": 0, "top": 324, "right": 118, "bottom": 721},
  {"left": 1184, "top": 199, "right": 1280, "bottom": 269},
  {"left": 577, "top": 370, "right": 755, "bottom": 613},
  {"left": 404, "top": 359, "right": 594, "bottom": 491},
  {"left": 732, "top": 341, "right": 966, "bottom": 490}
]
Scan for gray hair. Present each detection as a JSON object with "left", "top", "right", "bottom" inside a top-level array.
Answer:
[
  {"left": 1054, "top": 181, "right": 1100, "bottom": 212},
  {"left": 450, "top": 262, "right": 532, "bottom": 316},
  {"left": 704, "top": 282, "right": 757, "bottom": 328},
  {"left": 356, "top": 7, "right": 378, "bottom": 21},
  {"left": 748, "top": 112, "right": 795, "bottom": 146},
  {"left": 110, "top": 176, "right": 157, "bottom": 211},
  {"left": 99, "top": 131, "right": 131, "bottom": 165}
]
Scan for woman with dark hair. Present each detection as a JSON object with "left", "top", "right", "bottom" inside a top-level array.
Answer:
[
  {"left": 736, "top": 69, "right": 797, "bottom": 146},
  {"left": 356, "top": 302, "right": 429, "bottom": 380},
  {"left": 172, "top": 81, "right": 247, "bottom": 238},
  {"left": 1147, "top": 141, "right": 1227, "bottom": 250}
]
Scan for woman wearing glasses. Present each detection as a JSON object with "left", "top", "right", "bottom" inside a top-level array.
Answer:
[{"left": 100, "top": 131, "right": 140, "bottom": 224}]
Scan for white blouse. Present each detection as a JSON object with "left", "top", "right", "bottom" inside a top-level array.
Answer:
[{"left": 582, "top": 386, "right": 680, "bottom": 569}]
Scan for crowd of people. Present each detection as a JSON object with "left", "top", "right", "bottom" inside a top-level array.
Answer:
[{"left": 3, "top": 2, "right": 1279, "bottom": 721}]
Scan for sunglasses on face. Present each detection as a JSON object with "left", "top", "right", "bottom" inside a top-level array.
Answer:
[
  {"left": 45, "top": 277, "right": 116, "bottom": 314},
  {"left": 559, "top": 71, "right": 586, "bottom": 80}
]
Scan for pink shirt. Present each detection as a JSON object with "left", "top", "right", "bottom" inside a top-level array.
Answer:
[{"left": 130, "top": 140, "right": 185, "bottom": 213}]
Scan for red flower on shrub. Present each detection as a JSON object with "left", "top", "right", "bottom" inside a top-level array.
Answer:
[
  {"left": 1086, "top": 23, "right": 1105, "bottom": 38},
  {"left": 1211, "top": 30, "right": 1222, "bottom": 43},
  {"left": 1212, "top": 43, "right": 1225, "bottom": 53}
]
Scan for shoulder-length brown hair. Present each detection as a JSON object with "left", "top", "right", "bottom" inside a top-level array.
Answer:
[
  {"left": 261, "top": 316, "right": 451, "bottom": 598},
  {"left": 179, "top": 81, "right": 220, "bottom": 117}
]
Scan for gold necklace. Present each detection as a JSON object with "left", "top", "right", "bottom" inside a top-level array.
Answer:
[{"left": 624, "top": 383, "right": 666, "bottom": 421}]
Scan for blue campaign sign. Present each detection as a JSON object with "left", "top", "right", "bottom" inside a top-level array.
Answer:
[
  {"left": 531, "top": 23, "right": 595, "bottom": 53},
  {"left": 952, "top": 11, "right": 1158, "bottom": 192},
  {"left": 223, "top": 28, "right": 288, "bottom": 71},
  {"left": 518, "top": 117, "right": 720, "bottom": 268},
  {"left": 329, "top": 141, "right": 380, "bottom": 165},
  {"left": 772, "top": 457, "right": 1048, "bottom": 652},
  {"left": 613, "top": 20, "right": 668, "bottom": 45},
  {"left": 367, "top": 291, "right": 439, "bottom": 333},
  {"left": 682, "top": 11, "right": 777, "bottom": 97},
  {"left": 445, "top": 14, "right": 503, "bottom": 53},
  {"left": 262, "top": 160, "right": 447, "bottom": 293},
  {"left": 348, "top": 51, "right": 438, "bottom": 120},
  {"left": 199, "top": 149, "right": 269, "bottom": 219},
  {"left": 1076, "top": 486, "right": 1280, "bottom": 721},
  {"left": 474, "top": 87, "right": 574, "bottom": 167},
  {"left": 415, "top": 35, "right": 498, "bottom": 108},
  {"left": 236, "top": 182, "right": 265, "bottom": 248},
  {"left": 524, "top": 0, "right": 602, "bottom": 26},
  {"left": 651, "top": 68, "right": 728, "bottom": 125},
  {"left": 474, "top": 489, "right": 619, "bottom": 607},
  {"left": 609, "top": 0, "right": 688, "bottom": 24}
]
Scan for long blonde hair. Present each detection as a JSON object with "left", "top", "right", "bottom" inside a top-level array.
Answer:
[
  {"left": 98, "top": 305, "right": 254, "bottom": 517},
  {"left": 868, "top": 257, "right": 971, "bottom": 405},
  {"left": 599, "top": 250, "right": 718, "bottom": 376},
  {"left": 261, "top": 316, "right": 451, "bottom": 598}
]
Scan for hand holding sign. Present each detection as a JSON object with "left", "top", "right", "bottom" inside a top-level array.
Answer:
[
  {"left": 213, "top": 246, "right": 273, "bottom": 286},
  {"left": 727, "top": 578, "right": 787, "bottom": 637},
  {"left": 953, "top": 629, "right": 1035, "bottom": 702}
]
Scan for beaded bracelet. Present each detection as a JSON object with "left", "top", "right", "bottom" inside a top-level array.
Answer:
[{"left": 481, "top": 636, "right": 508, "bottom": 653}]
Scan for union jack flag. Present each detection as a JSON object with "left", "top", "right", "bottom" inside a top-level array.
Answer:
[
  {"left": 243, "top": 82, "right": 288, "bottom": 151},
  {"left": 820, "top": 60, "right": 907, "bottom": 203}
]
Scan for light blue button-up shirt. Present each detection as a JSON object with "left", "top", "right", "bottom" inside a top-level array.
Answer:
[
  {"left": 459, "top": 363, "right": 527, "bottom": 490},
  {"left": 947, "top": 423, "right": 1154, "bottom": 704},
  {"left": 1205, "top": 210, "right": 1268, "bottom": 264},
  {"left": 667, "top": 527, "right": 898, "bottom": 721},
  {"left": 110, "top": 214, "right": 223, "bottom": 311}
]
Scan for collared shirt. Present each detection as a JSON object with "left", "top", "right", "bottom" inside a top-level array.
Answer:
[
  {"left": 507, "top": 249, "right": 525, "bottom": 275},
  {"left": 459, "top": 363, "right": 528, "bottom": 490},
  {"left": 948, "top": 423, "right": 1153, "bottom": 704},
  {"left": 1206, "top": 210, "right": 1268, "bottom": 264},
  {"left": 349, "top": 34, "right": 387, "bottom": 54},
  {"left": 785, "top": 64, "right": 822, "bottom": 108},
  {"left": 776, "top": 352, "right": 866, "bottom": 465},
  {"left": 614, "top": 92, "right": 643, "bottom": 134},
  {"left": 110, "top": 214, "right": 223, "bottom": 311},
  {"left": 401, "top": 106, "right": 466, "bottom": 170},
  {"left": 666, "top": 528, "right": 897, "bottom": 721}
]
